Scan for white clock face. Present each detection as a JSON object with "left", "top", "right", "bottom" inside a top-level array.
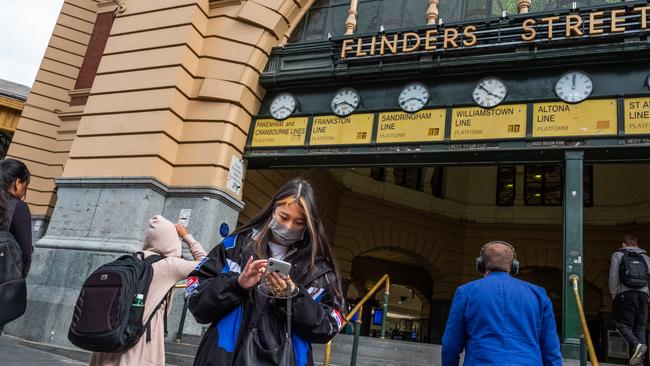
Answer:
[
  {"left": 473, "top": 77, "right": 507, "bottom": 108},
  {"left": 555, "top": 71, "right": 593, "bottom": 103},
  {"left": 398, "top": 82, "right": 429, "bottom": 113},
  {"left": 269, "top": 93, "right": 297, "bottom": 120},
  {"left": 331, "top": 88, "right": 360, "bottom": 117}
]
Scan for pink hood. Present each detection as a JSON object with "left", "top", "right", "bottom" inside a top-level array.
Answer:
[{"left": 143, "top": 215, "right": 181, "bottom": 257}]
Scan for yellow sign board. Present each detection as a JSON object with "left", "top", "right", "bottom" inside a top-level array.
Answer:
[
  {"left": 251, "top": 117, "right": 308, "bottom": 147},
  {"left": 625, "top": 98, "right": 650, "bottom": 135},
  {"left": 450, "top": 105, "right": 527, "bottom": 141},
  {"left": 310, "top": 114, "right": 374, "bottom": 145},
  {"left": 533, "top": 100, "right": 617, "bottom": 137},
  {"left": 376, "top": 109, "right": 446, "bottom": 144}
]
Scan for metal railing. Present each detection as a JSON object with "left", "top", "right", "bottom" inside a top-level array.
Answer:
[
  {"left": 173, "top": 283, "right": 189, "bottom": 343},
  {"left": 324, "top": 274, "right": 390, "bottom": 366},
  {"left": 569, "top": 275, "right": 599, "bottom": 366}
]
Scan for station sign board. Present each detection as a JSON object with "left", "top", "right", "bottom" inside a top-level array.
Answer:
[
  {"left": 310, "top": 114, "right": 374, "bottom": 146},
  {"left": 450, "top": 105, "right": 527, "bottom": 141},
  {"left": 376, "top": 109, "right": 446, "bottom": 143},
  {"left": 251, "top": 117, "right": 308, "bottom": 147},
  {"left": 624, "top": 97, "right": 650, "bottom": 135},
  {"left": 532, "top": 100, "right": 617, "bottom": 137}
]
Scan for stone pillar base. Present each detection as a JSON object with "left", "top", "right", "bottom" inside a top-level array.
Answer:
[{"left": 5, "top": 177, "right": 243, "bottom": 346}]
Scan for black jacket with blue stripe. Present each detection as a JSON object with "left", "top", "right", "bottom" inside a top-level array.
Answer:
[{"left": 186, "top": 230, "right": 345, "bottom": 366}]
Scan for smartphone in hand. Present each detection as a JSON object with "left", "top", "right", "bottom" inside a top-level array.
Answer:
[{"left": 267, "top": 258, "right": 292, "bottom": 278}]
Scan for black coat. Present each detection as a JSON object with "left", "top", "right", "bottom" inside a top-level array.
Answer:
[{"left": 186, "top": 230, "right": 345, "bottom": 366}]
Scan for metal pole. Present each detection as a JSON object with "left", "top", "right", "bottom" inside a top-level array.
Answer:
[
  {"left": 562, "top": 151, "right": 584, "bottom": 360},
  {"left": 324, "top": 341, "right": 332, "bottom": 366},
  {"left": 175, "top": 300, "right": 189, "bottom": 343},
  {"left": 380, "top": 280, "right": 390, "bottom": 339},
  {"left": 350, "top": 305, "right": 363, "bottom": 366},
  {"left": 570, "top": 275, "right": 599, "bottom": 366}
]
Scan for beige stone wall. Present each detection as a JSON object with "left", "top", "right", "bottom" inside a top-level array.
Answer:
[
  {"left": 6, "top": 0, "right": 99, "bottom": 217},
  {"left": 8, "top": 0, "right": 313, "bottom": 217},
  {"left": 62, "top": 0, "right": 312, "bottom": 198}
]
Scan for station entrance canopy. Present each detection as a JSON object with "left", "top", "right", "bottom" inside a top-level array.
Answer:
[{"left": 245, "top": 1, "right": 650, "bottom": 169}]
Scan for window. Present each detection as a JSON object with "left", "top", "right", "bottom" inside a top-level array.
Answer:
[
  {"left": 290, "top": 0, "right": 428, "bottom": 43},
  {"left": 370, "top": 167, "right": 386, "bottom": 181},
  {"left": 525, "top": 165, "right": 562, "bottom": 206},
  {"left": 497, "top": 166, "right": 516, "bottom": 206},
  {"left": 289, "top": 0, "right": 623, "bottom": 44},
  {"left": 530, "top": 0, "right": 620, "bottom": 13},
  {"left": 524, "top": 164, "right": 593, "bottom": 206},
  {"left": 394, "top": 167, "right": 422, "bottom": 191},
  {"left": 431, "top": 167, "right": 444, "bottom": 199},
  {"left": 0, "top": 130, "right": 13, "bottom": 159}
]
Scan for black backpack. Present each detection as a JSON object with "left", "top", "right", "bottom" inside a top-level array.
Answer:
[
  {"left": 619, "top": 250, "right": 650, "bottom": 289},
  {"left": 68, "top": 252, "right": 171, "bottom": 352},
  {"left": 0, "top": 199, "right": 26, "bottom": 327}
]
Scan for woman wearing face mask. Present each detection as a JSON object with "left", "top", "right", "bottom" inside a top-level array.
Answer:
[
  {"left": 187, "top": 177, "right": 345, "bottom": 366},
  {"left": 0, "top": 159, "right": 32, "bottom": 335}
]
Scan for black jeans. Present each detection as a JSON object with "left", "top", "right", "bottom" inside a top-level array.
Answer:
[{"left": 613, "top": 291, "right": 649, "bottom": 348}]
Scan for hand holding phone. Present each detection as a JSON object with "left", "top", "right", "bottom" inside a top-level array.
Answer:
[{"left": 267, "top": 258, "right": 292, "bottom": 278}]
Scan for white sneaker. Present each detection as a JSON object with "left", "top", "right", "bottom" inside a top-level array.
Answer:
[{"left": 630, "top": 344, "right": 647, "bottom": 366}]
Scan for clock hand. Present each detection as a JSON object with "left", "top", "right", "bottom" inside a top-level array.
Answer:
[
  {"left": 572, "top": 74, "right": 576, "bottom": 89},
  {"left": 478, "top": 84, "right": 498, "bottom": 98}
]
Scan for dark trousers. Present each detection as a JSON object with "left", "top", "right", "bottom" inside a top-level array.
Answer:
[{"left": 613, "top": 291, "right": 649, "bottom": 348}]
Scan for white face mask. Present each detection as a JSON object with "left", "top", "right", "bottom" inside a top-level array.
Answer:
[{"left": 268, "top": 216, "right": 305, "bottom": 246}]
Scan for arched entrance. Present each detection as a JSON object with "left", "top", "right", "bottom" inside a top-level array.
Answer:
[{"left": 349, "top": 251, "right": 434, "bottom": 343}]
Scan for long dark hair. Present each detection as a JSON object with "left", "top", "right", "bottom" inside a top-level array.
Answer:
[
  {"left": 234, "top": 177, "right": 343, "bottom": 299},
  {"left": 0, "top": 159, "right": 30, "bottom": 225}
]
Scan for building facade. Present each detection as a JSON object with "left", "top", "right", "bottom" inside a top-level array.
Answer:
[
  {"left": 5, "top": 0, "right": 650, "bottom": 363},
  {"left": 0, "top": 79, "right": 29, "bottom": 158}
]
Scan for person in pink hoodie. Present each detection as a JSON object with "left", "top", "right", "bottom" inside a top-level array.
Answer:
[{"left": 89, "top": 215, "right": 207, "bottom": 366}]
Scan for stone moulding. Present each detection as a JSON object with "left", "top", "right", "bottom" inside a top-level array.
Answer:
[
  {"left": 210, "top": 0, "right": 243, "bottom": 9},
  {"left": 54, "top": 176, "right": 245, "bottom": 211}
]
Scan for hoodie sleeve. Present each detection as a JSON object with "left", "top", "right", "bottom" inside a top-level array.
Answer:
[
  {"left": 186, "top": 236, "right": 249, "bottom": 324},
  {"left": 166, "top": 235, "right": 209, "bottom": 281}
]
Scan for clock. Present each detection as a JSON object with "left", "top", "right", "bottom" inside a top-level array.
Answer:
[
  {"left": 331, "top": 87, "right": 361, "bottom": 117},
  {"left": 555, "top": 71, "right": 593, "bottom": 103},
  {"left": 473, "top": 77, "right": 507, "bottom": 108},
  {"left": 398, "top": 82, "right": 429, "bottom": 113},
  {"left": 269, "top": 93, "right": 297, "bottom": 120}
]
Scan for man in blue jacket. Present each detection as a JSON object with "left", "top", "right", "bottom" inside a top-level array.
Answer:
[{"left": 442, "top": 241, "right": 562, "bottom": 366}]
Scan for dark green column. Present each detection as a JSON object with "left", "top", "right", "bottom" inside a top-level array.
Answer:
[{"left": 562, "top": 151, "right": 584, "bottom": 361}]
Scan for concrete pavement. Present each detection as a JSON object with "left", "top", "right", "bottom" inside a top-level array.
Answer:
[{"left": 0, "top": 335, "right": 84, "bottom": 366}]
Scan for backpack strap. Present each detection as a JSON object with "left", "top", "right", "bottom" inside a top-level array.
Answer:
[{"left": 144, "top": 286, "right": 174, "bottom": 342}]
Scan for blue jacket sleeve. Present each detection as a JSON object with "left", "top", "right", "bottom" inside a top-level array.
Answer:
[
  {"left": 442, "top": 286, "right": 467, "bottom": 366},
  {"left": 540, "top": 294, "right": 562, "bottom": 366}
]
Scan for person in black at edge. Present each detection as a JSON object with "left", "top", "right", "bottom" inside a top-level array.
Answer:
[
  {"left": 0, "top": 159, "right": 32, "bottom": 335},
  {"left": 186, "top": 177, "right": 346, "bottom": 366}
]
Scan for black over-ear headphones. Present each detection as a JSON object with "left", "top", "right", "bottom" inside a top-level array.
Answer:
[{"left": 475, "top": 241, "right": 520, "bottom": 276}]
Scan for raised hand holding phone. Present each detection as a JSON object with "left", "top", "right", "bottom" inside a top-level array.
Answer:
[{"left": 238, "top": 256, "right": 268, "bottom": 289}]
